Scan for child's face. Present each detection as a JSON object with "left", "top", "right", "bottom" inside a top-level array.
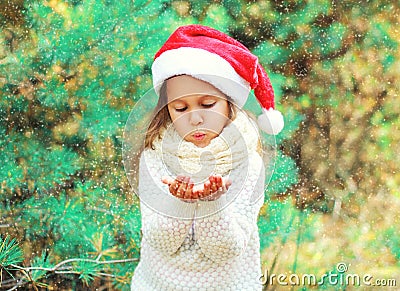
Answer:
[{"left": 166, "top": 75, "right": 230, "bottom": 148}]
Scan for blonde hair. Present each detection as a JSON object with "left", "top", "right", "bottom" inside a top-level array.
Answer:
[{"left": 144, "top": 78, "right": 237, "bottom": 150}]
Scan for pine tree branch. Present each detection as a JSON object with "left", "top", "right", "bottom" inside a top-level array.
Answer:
[
  {"left": 4, "top": 257, "right": 138, "bottom": 290},
  {"left": 7, "top": 284, "right": 22, "bottom": 291},
  {"left": 9, "top": 257, "right": 138, "bottom": 273}
]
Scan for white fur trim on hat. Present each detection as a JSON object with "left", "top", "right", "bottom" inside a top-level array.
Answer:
[
  {"left": 257, "top": 108, "right": 284, "bottom": 135},
  {"left": 152, "top": 47, "right": 251, "bottom": 108}
]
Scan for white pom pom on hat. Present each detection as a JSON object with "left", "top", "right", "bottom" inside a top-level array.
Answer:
[
  {"left": 152, "top": 24, "right": 284, "bottom": 135},
  {"left": 257, "top": 108, "right": 285, "bottom": 135}
]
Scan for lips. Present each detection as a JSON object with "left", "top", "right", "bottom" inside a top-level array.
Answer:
[{"left": 193, "top": 132, "right": 206, "bottom": 141}]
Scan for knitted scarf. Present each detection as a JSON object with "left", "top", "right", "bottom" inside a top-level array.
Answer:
[{"left": 153, "top": 111, "right": 260, "bottom": 183}]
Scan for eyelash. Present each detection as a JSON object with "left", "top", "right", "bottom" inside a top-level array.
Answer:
[
  {"left": 175, "top": 107, "right": 187, "bottom": 112},
  {"left": 203, "top": 103, "right": 215, "bottom": 108},
  {"left": 175, "top": 103, "right": 216, "bottom": 112}
]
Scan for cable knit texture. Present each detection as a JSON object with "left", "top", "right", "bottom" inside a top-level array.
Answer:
[{"left": 131, "top": 111, "right": 265, "bottom": 290}]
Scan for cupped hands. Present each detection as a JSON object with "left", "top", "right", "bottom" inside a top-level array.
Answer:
[{"left": 161, "top": 175, "right": 232, "bottom": 202}]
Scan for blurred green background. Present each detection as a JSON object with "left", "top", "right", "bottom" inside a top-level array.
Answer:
[{"left": 1, "top": 0, "right": 399, "bottom": 290}]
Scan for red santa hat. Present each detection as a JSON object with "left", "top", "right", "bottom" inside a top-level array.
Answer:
[{"left": 152, "top": 24, "right": 284, "bottom": 135}]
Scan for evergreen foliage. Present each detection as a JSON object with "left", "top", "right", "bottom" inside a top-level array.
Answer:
[
  {"left": 1, "top": 0, "right": 399, "bottom": 289},
  {"left": 0, "top": 235, "right": 23, "bottom": 267}
]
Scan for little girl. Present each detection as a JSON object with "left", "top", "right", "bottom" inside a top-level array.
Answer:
[{"left": 129, "top": 25, "right": 284, "bottom": 290}]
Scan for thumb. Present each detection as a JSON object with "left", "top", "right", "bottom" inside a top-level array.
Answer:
[
  {"left": 162, "top": 176, "right": 174, "bottom": 185},
  {"left": 223, "top": 178, "right": 232, "bottom": 189}
]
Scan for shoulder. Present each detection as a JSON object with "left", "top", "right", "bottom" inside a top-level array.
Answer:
[
  {"left": 141, "top": 147, "right": 159, "bottom": 160},
  {"left": 230, "top": 151, "right": 264, "bottom": 183},
  {"left": 248, "top": 151, "right": 264, "bottom": 171},
  {"left": 139, "top": 148, "right": 162, "bottom": 172}
]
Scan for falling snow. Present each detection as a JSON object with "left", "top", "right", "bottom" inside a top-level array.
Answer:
[{"left": 1, "top": 0, "right": 399, "bottom": 289}]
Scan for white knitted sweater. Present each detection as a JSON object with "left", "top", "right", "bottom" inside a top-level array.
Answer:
[{"left": 131, "top": 113, "right": 265, "bottom": 290}]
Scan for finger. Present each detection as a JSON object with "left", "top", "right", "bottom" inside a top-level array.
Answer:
[
  {"left": 202, "top": 181, "right": 211, "bottom": 199},
  {"left": 162, "top": 176, "right": 174, "bottom": 185},
  {"left": 224, "top": 178, "right": 232, "bottom": 190},
  {"left": 216, "top": 175, "right": 223, "bottom": 189},
  {"left": 184, "top": 183, "right": 194, "bottom": 201},
  {"left": 208, "top": 176, "right": 214, "bottom": 192},
  {"left": 175, "top": 186, "right": 183, "bottom": 198},
  {"left": 191, "top": 186, "right": 199, "bottom": 200},
  {"left": 181, "top": 176, "right": 189, "bottom": 186},
  {"left": 170, "top": 178, "right": 182, "bottom": 196},
  {"left": 198, "top": 189, "right": 204, "bottom": 198},
  {"left": 176, "top": 177, "right": 188, "bottom": 198},
  {"left": 209, "top": 176, "right": 218, "bottom": 193},
  {"left": 182, "top": 178, "right": 191, "bottom": 200},
  {"left": 169, "top": 179, "right": 178, "bottom": 195},
  {"left": 192, "top": 184, "right": 203, "bottom": 200}
]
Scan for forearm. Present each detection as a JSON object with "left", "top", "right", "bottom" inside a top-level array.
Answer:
[
  {"left": 141, "top": 200, "right": 196, "bottom": 255},
  {"left": 138, "top": 150, "right": 197, "bottom": 255},
  {"left": 194, "top": 198, "right": 252, "bottom": 262},
  {"left": 194, "top": 156, "right": 265, "bottom": 262}
]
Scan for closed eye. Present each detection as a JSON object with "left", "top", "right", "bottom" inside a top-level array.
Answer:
[
  {"left": 202, "top": 102, "right": 216, "bottom": 108},
  {"left": 175, "top": 107, "right": 187, "bottom": 112}
]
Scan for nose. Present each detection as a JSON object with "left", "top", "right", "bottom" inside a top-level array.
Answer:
[{"left": 189, "top": 110, "right": 203, "bottom": 126}]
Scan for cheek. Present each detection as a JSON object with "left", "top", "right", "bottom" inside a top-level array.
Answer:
[
  {"left": 212, "top": 103, "right": 230, "bottom": 123},
  {"left": 204, "top": 111, "right": 229, "bottom": 133},
  {"left": 168, "top": 111, "right": 191, "bottom": 136},
  {"left": 214, "top": 101, "right": 230, "bottom": 119},
  {"left": 167, "top": 108, "right": 177, "bottom": 123},
  {"left": 168, "top": 107, "right": 183, "bottom": 125}
]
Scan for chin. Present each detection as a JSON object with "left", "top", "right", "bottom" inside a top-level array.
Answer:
[{"left": 192, "top": 140, "right": 210, "bottom": 148}]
